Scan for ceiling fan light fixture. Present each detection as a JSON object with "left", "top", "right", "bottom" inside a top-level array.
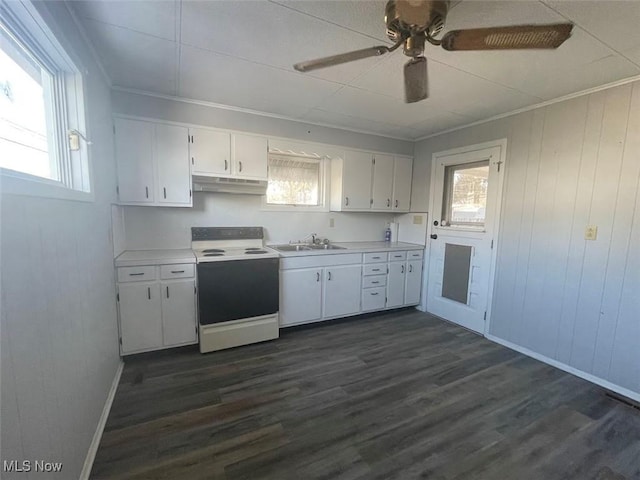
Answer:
[{"left": 404, "top": 56, "right": 428, "bottom": 103}]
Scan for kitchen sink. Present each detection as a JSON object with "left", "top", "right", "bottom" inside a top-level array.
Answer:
[
  {"left": 272, "top": 244, "right": 346, "bottom": 252},
  {"left": 308, "top": 244, "right": 346, "bottom": 250},
  {"left": 272, "top": 244, "right": 313, "bottom": 252}
]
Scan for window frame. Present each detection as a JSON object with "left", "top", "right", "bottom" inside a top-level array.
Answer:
[
  {"left": 441, "top": 159, "right": 490, "bottom": 228},
  {"left": 0, "top": 1, "right": 93, "bottom": 202},
  {"left": 261, "top": 152, "right": 331, "bottom": 213}
]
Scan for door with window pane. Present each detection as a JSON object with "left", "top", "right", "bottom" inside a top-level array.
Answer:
[{"left": 426, "top": 143, "right": 505, "bottom": 334}]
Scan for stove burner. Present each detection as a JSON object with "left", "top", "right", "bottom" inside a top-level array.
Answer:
[
  {"left": 204, "top": 253, "right": 225, "bottom": 257},
  {"left": 245, "top": 250, "right": 268, "bottom": 255},
  {"left": 203, "top": 249, "right": 225, "bottom": 253}
]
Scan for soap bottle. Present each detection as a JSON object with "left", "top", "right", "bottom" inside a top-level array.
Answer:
[{"left": 384, "top": 224, "right": 392, "bottom": 242}]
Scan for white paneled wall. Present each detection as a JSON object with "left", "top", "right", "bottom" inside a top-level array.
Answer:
[
  {"left": 0, "top": 2, "right": 120, "bottom": 478},
  {"left": 414, "top": 81, "right": 640, "bottom": 397}
]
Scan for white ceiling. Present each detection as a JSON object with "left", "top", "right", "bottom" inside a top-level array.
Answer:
[{"left": 71, "top": 0, "right": 640, "bottom": 140}]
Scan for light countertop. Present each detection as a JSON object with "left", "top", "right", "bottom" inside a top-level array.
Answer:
[
  {"left": 115, "top": 249, "right": 195, "bottom": 267},
  {"left": 269, "top": 241, "right": 424, "bottom": 258}
]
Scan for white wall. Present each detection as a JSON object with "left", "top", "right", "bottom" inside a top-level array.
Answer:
[
  {"left": 0, "top": 2, "right": 120, "bottom": 478},
  {"left": 112, "top": 91, "right": 415, "bottom": 249},
  {"left": 414, "top": 81, "right": 640, "bottom": 397}
]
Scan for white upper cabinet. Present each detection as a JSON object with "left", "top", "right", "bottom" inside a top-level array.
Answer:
[
  {"left": 232, "top": 134, "right": 268, "bottom": 180},
  {"left": 190, "top": 128, "right": 231, "bottom": 176},
  {"left": 392, "top": 155, "right": 413, "bottom": 212},
  {"left": 115, "top": 118, "right": 192, "bottom": 207},
  {"left": 372, "top": 154, "right": 394, "bottom": 210},
  {"left": 155, "top": 123, "right": 191, "bottom": 205},
  {"left": 331, "top": 150, "right": 373, "bottom": 211},
  {"left": 331, "top": 150, "right": 413, "bottom": 212},
  {"left": 115, "top": 118, "right": 154, "bottom": 204}
]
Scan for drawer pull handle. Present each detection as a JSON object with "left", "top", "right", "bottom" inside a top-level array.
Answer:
[
  {"left": 129, "top": 272, "right": 145, "bottom": 276},
  {"left": 372, "top": 256, "right": 380, "bottom": 259},
  {"left": 316, "top": 272, "right": 320, "bottom": 282},
  {"left": 371, "top": 281, "right": 379, "bottom": 284},
  {"left": 327, "top": 271, "right": 332, "bottom": 281},
  {"left": 409, "top": 265, "right": 413, "bottom": 273},
  {"left": 147, "top": 287, "right": 151, "bottom": 299},
  {"left": 372, "top": 268, "right": 380, "bottom": 272},
  {"left": 401, "top": 265, "right": 405, "bottom": 273},
  {"left": 166, "top": 286, "right": 170, "bottom": 298},
  {"left": 371, "top": 292, "right": 379, "bottom": 296},
  {"left": 224, "top": 159, "right": 228, "bottom": 171},
  {"left": 170, "top": 270, "right": 185, "bottom": 274}
]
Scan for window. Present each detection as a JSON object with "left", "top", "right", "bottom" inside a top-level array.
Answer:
[
  {"left": 266, "top": 154, "right": 322, "bottom": 207},
  {"left": 442, "top": 160, "right": 489, "bottom": 227},
  {"left": 0, "top": 3, "right": 90, "bottom": 196}
]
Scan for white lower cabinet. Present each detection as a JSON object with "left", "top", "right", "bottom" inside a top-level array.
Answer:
[
  {"left": 323, "top": 265, "right": 362, "bottom": 318},
  {"left": 118, "top": 283, "right": 163, "bottom": 353},
  {"left": 117, "top": 263, "right": 197, "bottom": 355},
  {"left": 280, "top": 249, "right": 423, "bottom": 328},
  {"left": 161, "top": 280, "right": 197, "bottom": 346},
  {"left": 280, "top": 268, "right": 323, "bottom": 326},
  {"left": 405, "top": 260, "right": 423, "bottom": 305},
  {"left": 386, "top": 262, "right": 406, "bottom": 308}
]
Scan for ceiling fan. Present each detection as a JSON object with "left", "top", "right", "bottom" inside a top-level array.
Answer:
[{"left": 293, "top": 0, "right": 573, "bottom": 103}]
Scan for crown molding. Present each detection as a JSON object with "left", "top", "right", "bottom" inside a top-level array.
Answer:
[
  {"left": 415, "top": 74, "right": 640, "bottom": 142},
  {"left": 110, "top": 87, "right": 414, "bottom": 142}
]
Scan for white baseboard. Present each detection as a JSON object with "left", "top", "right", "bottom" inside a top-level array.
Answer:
[
  {"left": 486, "top": 334, "right": 640, "bottom": 403},
  {"left": 80, "top": 360, "right": 124, "bottom": 480}
]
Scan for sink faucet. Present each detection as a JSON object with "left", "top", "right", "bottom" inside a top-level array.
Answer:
[{"left": 301, "top": 232, "right": 318, "bottom": 245}]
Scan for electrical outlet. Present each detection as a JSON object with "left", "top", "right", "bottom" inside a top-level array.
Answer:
[
  {"left": 329, "top": 218, "right": 335, "bottom": 228},
  {"left": 585, "top": 225, "right": 598, "bottom": 240},
  {"left": 413, "top": 215, "right": 423, "bottom": 225}
]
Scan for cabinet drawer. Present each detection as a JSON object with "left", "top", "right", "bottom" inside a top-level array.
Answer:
[
  {"left": 117, "top": 266, "right": 157, "bottom": 283},
  {"left": 363, "top": 275, "right": 386, "bottom": 288},
  {"left": 363, "top": 252, "right": 388, "bottom": 263},
  {"left": 363, "top": 264, "right": 386, "bottom": 276},
  {"left": 388, "top": 251, "right": 407, "bottom": 261},
  {"left": 407, "top": 250, "right": 424, "bottom": 260},
  {"left": 160, "top": 263, "right": 195, "bottom": 279},
  {"left": 362, "top": 287, "right": 386, "bottom": 311}
]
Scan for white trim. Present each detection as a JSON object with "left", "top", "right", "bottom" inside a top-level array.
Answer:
[
  {"left": 111, "top": 87, "right": 414, "bottom": 142},
  {"left": 486, "top": 334, "right": 640, "bottom": 403},
  {"left": 79, "top": 360, "right": 124, "bottom": 480},
  {"left": 1, "top": 169, "right": 95, "bottom": 202},
  {"left": 415, "top": 74, "right": 640, "bottom": 142}
]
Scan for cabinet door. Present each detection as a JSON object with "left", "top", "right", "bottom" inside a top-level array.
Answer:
[
  {"left": 371, "top": 154, "right": 394, "bottom": 210},
  {"left": 155, "top": 123, "right": 192, "bottom": 205},
  {"left": 232, "top": 134, "right": 268, "bottom": 179},
  {"left": 393, "top": 156, "right": 413, "bottom": 211},
  {"left": 387, "top": 262, "right": 406, "bottom": 308},
  {"left": 280, "top": 268, "right": 322, "bottom": 326},
  {"left": 342, "top": 151, "right": 373, "bottom": 210},
  {"left": 115, "top": 118, "right": 154, "bottom": 203},
  {"left": 405, "top": 260, "right": 423, "bottom": 305},
  {"left": 190, "top": 128, "right": 231, "bottom": 176},
  {"left": 161, "top": 280, "right": 197, "bottom": 346},
  {"left": 323, "top": 265, "right": 362, "bottom": 318},
  {"left": 118, "top": 283, "right": 162, "bottom": 353}
]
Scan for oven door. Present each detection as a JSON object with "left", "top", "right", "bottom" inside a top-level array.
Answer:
[{"left": 197, "top": 258, "right": 279, "bottom": 325}]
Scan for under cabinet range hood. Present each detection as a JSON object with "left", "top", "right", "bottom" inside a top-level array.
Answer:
[{"left": 192, "top": 175, "right": 268, "bottom": 195}]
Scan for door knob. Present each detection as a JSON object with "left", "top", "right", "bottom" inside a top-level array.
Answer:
[{"left": 430, "top": 234, "right": 438, "bottom": 240}]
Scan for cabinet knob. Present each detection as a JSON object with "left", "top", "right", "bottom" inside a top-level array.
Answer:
[
  {"left": 345, "top": 196, "right": 349, "bottom": 206},
  {"left": 145, "top": 186, "right": 149, "bottom": 198},
  {"left": 316, "top": 272, "right": 320, "bottom": 282},
  {"left": 327, "top": 271, "right": 332, "bottom": 281},
  {"left": 147, "top": 287, "right": 151, "bottom": 299},
  {"left": 163, "top": 187, "right": 167, "bottom": 199},
  {"left": 166, "top": 286, "right": 170, "bottom": 298},
  {"left": 224, "top": 159, "right": 228, "bottom": 171},
  {"left": 239, "top": 161, "right": 243, "bottom": 172},
  {"left": 387, "top": 199, "right": 390, "bottom": 207},
  {"left": 395, "top": 199, "right": 399, "bottom": 208},
  {"left": 430, "top": 234, "right": 438, "bottom": 240}
]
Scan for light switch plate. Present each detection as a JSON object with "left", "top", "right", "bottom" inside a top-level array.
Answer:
[
  {"left": 413, "top": 215, "right": 423, "bottom": 225},
  {"left": 585, "top": 225, "right": 598, "bottom": 240}
]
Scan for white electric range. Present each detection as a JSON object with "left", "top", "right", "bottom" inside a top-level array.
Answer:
[{"left": 191, "top": 227, "right": 280, "bottom": 353}]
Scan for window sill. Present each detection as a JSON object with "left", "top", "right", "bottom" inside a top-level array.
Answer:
[{"left": 1, "top": 169, "right": 94, "bottom": 203}]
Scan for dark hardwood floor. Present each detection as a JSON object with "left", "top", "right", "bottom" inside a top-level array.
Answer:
[{"left": 91, "top": 310, "right": 640, "bottom": 479}]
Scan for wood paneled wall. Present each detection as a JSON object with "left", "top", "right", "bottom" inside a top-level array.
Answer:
[{"left": 414, "top": 81, "right": 640, "bottom": 397}]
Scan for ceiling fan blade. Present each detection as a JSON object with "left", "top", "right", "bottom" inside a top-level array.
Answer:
[
  {"left": 404, "top": 56, "right": 428, "bottom": 103},
  {"left": 293, "top": 46, "right": 390, "bottom": 72},
  {"left": 441, "top": 23, "right": 573, "bottom": 51}
]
